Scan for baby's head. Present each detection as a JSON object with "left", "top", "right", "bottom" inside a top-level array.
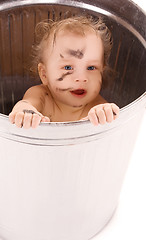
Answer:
[{"left": 31, "top": 16, "right": 113, "bottom": 87}]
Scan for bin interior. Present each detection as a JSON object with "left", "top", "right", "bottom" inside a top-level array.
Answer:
[{"left": 0, "top": 3, "right": 146, "bottom": 115}]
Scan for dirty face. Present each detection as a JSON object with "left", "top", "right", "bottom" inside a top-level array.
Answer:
[{"left": 38, "top": 30, "right": 104, "bottom": 108}]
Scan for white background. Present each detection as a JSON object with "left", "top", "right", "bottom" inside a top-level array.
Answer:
[{"left": 92, "top": 1, "right": 146, "bottom": 239}]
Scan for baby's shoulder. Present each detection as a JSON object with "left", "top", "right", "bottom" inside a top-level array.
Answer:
[
  {"left": 25, "top": 84, "right": 48, "bottom": 96},
  {"left": 29, "top": 84, "right": 47, "bottom": 92},
  {"left": 32, "top": 84, "right": 54, "bottom": 105}
]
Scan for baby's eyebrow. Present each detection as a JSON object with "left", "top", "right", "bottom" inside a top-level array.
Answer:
[{"left": 66, "top": 49, "right": 84, "bottom": 59}]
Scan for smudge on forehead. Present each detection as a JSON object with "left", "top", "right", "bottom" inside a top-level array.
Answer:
[{"left": 67, "top": 49, "right": 84, "bottom": 59}]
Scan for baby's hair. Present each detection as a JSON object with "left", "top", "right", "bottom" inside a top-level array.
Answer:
[{"left": 31, "top": 16, "right": 113, "bottom": 88}]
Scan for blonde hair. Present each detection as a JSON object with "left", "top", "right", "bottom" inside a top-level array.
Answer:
[{"left": 31, "top": 16, "right": 113, "bottom": 88}]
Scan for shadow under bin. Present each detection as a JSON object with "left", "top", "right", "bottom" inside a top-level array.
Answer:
[{"left": 0, "top": 0, "right": 146, "bottom": 240}]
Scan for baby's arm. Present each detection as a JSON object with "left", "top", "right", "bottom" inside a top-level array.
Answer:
[
  {"left": 82, "top": 103, "right": 119, "bottom": 126},
  {"left": 9, "top": 85, "right": 50, "bottom": 128}
]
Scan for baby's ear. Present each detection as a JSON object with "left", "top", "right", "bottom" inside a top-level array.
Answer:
[{"left": 38, "top": 63, "right": 48, "bottom": 85}]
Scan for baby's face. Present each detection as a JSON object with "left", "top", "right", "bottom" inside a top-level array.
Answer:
[{"left": 39, "top": 30, "right": 104, "bottom": 108}]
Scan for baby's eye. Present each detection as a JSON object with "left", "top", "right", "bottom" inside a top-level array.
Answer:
[
  {"left": 64, "top": 65, "right": 73, "bottom": 70},
  {"left": 87, "top": 66, "right": 96, "bottom": 70}
]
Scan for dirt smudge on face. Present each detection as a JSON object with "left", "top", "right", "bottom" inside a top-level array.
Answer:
[
  {"left": 67, "top": 49, "right": 84, "bottom": 59},
  {"left": 57, "top": 72, "right": 73, "bottom": 81}
]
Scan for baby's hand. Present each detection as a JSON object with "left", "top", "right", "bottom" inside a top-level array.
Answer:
[
  {"left": 9, "top": 109, "right": 50, "bottom": 129},
  {"left": 83, "top": 103, "right": 119, "bottom": 126}
]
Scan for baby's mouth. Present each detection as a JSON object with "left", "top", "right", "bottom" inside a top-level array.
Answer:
[{"left": 70, "top": 89, "right": 87, "bottom": 97}]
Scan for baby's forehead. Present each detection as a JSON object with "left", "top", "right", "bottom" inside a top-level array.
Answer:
[
  {"left": 42, "top": 28, "right": 103, "bottom": 62},
  {"left": 51, "top": 29, "right": 100, "bottom": 49},
  {"left": 55, "top": 27, "right": 97, "bottom": 38}
]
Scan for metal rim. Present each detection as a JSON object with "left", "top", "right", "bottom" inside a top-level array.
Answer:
[{"left": 0, "top": 92, "right": 145, "bottom": 146}]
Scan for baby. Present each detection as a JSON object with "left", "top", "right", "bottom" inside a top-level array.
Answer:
[{"left": 9, "top": 16, "right": 119, "bottom": 129}]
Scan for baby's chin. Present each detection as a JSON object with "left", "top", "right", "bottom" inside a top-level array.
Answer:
[{"left": 72, "top": 104, "right": 84, "bottom": 108}]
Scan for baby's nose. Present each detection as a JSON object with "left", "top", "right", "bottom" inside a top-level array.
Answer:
[
  {"left": 74, "top": 78, "right": 88, "bottom": 83},
  {"left": 73, "top": 71, "right": 88, "bottom": 83}
]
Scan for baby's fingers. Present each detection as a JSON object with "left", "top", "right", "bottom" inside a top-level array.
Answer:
[
  {"left": 103, "top": 103, "right": 119, "bottom": 122},
  {"left": 111, "top": 103, "right": 120, "bottom": 119},
  {"left": 14, "top": 112, "right": 25, "bottom": 128},
  {"left": 31, "top": 114, "right": 42, "bottom": 128},
  {"left": 23, "top": 112, "right": 34, "bottom": 129},
  {"left": 95, "top": 108, "right": 107, "bottom": 125},
  {"left": 23, "top": 112, "right": 47, "bottom": 129},
  {"left": 88, "top": 108, "right": 99, "bottom": 126},
  {"left": 41, "top": 116, "right": 50, "bottom": 123},
  {"left": 88, "top": 103, "right": 120, "bottom": 126},
  {"left": 9, "top": 112, "right": 16, "bottom": 124},
  {"left": 103, "top": 104, "right": 114, "bottom": 123}
]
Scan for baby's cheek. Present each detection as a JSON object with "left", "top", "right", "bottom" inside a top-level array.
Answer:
[
  {"left": 93, "top": 89, "right": 100, "bottom": 98},
  {"left": 89, "top": 84, "right": 101, "bottom": 99},
  {"left": 92, "top": 80, "right": 101, "bottom": 92},
  {"left": 94, "top": 89, "right": 99, "bottom": 94}
]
